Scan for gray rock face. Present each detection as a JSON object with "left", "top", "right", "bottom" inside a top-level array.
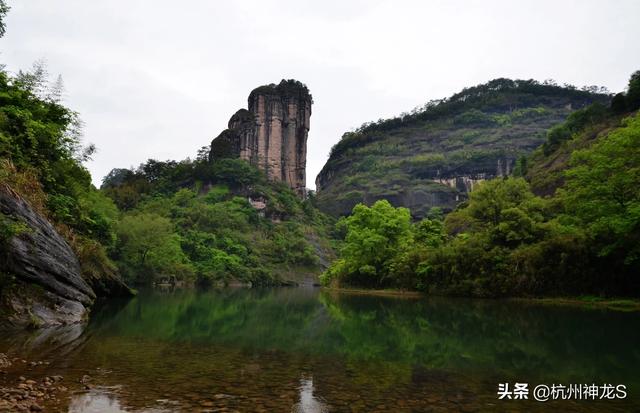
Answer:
[
  {"left": 209, "top": 80, "right": 312, "bottom": 196},
  {"left": 1, "top": 286, "right": 89, "bottom": 328},
  {"left": 0, "top": 186, "right": 95, "bottom": 327}
]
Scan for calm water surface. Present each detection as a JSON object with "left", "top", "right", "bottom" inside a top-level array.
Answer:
[{"left": 1, "top": 287, "right": 639, "bottom": 412}]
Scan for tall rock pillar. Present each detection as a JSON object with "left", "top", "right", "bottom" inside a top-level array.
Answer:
[{"left": 210, "top": 80, "right": 312, "bottom": 197}]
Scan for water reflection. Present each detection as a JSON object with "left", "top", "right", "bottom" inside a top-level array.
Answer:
[
  {"left": 0, "top": 287, "right": 639, "bottom": 412},
  {"left": 292, "top": 376, "right": 329, "bottom": 413},
  {"left": 69, "top": 388, "right": 172, "bottom": 413},
  {"left": 75, "top": 288, "right": 640, "bottom": 388},
  {"left": 0, "top": 323, "right": 87, "bottom": 359},
  {"left": 68, "top": 375, "right": 330, "bottom": 413},
  {"left": 69, "top": 389, "right": 126, "bottom": 413}
]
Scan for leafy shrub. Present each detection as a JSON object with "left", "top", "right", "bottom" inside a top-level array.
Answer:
[{"left": 543, "top": 103, "right": 609, "bottom": 155}]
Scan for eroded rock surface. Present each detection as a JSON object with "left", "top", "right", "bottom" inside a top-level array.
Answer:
[
  {"left": 0, "top": 186, "right": 95, "bottom": 328},
  {"left": 210, "top": 80, "right": 312, "bottom": 196}
]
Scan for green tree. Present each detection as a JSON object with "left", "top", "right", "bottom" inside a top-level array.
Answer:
[
  {"left": 465, "top": 178, "right": 534, "bottom": 226},
  {"left": 116, "top": 213, "right": 175, "bottom": 267},
  {"left": 512, "top": 155, "right": 528, "bottom": 177},
  {"left": 611, "top": 93, "right": 628, "bottom": 114},
  {"left": 0, "top": 62, "right": 125, "bottom": 292},
  {"left": 563, "top": 113, "right": 640, "bottom": 264},
  {"left": 627, "top": 70, "right": 640, "bottom": 111},
  {"left": 542, "top": 103, "right": 608, "bottom": 155},
  {"left": 115, "top": 213, "right": 191, "bottom": 283},
  {"left": 322, "top": 200, "right": 411, "bottom": 287},
  {"left": 0, "top": 0, "right": 9, "bottom": 38},
  {"left": 413, "top": 218, "right": 445, "bottom": 247}
]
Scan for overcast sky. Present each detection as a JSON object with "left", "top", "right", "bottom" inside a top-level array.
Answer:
[{"left": 2, "top": 0, "right": 639, "bottom": 189}]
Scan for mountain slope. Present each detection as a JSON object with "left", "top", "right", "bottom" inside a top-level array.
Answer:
[
  {"left": 315, "top": 79, "right": 609, "bottom": 218},
  {"left": 320, "top": 75, "right": 640, "bottom": 297}
]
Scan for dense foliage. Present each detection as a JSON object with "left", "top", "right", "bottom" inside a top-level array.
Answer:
[
  {"left": 541, "top": 103, "right": 609, "bottom": 155},
  {"left": 528, "top": 71, "right": 640, "bottom": 197},
  {"left": 0, "top": 63, "right": 121, "bottom": 290},
  {"left": 321, "top": 200, "right": 445, "bottom": 290},
  {"left": 102, "top": 157, "right": 333, "bottom": 285},
  {"left": 611, "top": 70, "right": 640, "bottom": 114},
  {"left": 322, "top": 76, "right": 640, "bottom": 297},
  {"left": 562, "top": 115, "right": 640, "bottom": 265},
  {"left": 0, "top": 0, "right": 8, "bottom": 38}
]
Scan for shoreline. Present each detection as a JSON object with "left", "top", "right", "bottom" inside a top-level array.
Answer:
[
  {"left": 0, "top": 353, "right": 73, "bottom": 412},
  {"left": 322, "top": 287, "right": 640, "bottom": 310},
  {"left": 510, "top": 296, "right": 640, "bottom": 312},
  {"left": 321, "top": 287, "right": 425, "bottom": 298}
]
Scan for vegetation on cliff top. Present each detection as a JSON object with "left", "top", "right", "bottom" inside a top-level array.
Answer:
[
  {"left": 249, "top": 79, "right": 313, "bottom": 103},
  {"left": 315, "top": 77, "right": 610, "bottom": 218},
  {"left": 321, "top": 71, "right": 640, "bottom": 297}
]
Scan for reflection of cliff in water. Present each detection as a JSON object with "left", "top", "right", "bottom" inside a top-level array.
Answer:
[
  {"left": 0, "top": 323, "right": 87, "bottom": 360},
  {"left": 0, "top": 294, "right": 131, "bottom": 361}
]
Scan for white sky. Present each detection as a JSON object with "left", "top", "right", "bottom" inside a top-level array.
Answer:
[{"left": 2, "top": 0, "right": 639, "bottom": 189}]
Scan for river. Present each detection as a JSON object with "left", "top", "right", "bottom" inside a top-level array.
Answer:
[{"left": 0, "top": 287, "right": 638, "bottom": 412}]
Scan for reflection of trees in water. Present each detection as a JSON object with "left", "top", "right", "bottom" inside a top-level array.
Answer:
[
  {"left": 2, "top": 288, "right": 638, "bottom": 411},
  {"left": 4, "top": 288, "right": 638, "bottom": 399},
  {"left": 320, "top": 293, "right": 640, "bottom": 385},
  {"left": 68, "top": 288, "right": 640, "bottom": 388}
]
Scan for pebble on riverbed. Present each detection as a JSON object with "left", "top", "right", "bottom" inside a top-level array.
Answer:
[
  {"left": 0, "top": 353, "right": 68, "bottom": 412},
  {"left": 0, "top": 355, "right": 10, "bottom": 370}
]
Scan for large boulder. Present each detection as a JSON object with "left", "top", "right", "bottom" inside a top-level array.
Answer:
[{"left": 0, "top": 186, "right": 95, "bottom": 328}]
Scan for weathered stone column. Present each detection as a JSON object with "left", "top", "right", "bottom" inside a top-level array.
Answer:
[{"left": 210, "top": 80, "right": 312, "bottom": 197}]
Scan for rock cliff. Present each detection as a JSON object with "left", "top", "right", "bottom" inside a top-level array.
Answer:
[
  {"left": 209, "top": 80, "right": 312, "bottom": 196},
  {"left": 0, "top": 186, "right": 97, "bottom": 328}
]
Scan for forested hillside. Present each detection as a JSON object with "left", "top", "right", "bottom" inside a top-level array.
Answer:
[
  {"left": 101, "top": 157, "right": 334, "bottom": 286},
  {"left": 321, "top": 71, "right": 640, "bottom": 298},
  {"left": 316, "top": 79, "right": 609, "bottom": 218}
]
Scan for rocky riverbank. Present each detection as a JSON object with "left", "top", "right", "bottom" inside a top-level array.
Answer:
[{"left": 0, "top": 353, "right": 70, "bottom": 412}]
